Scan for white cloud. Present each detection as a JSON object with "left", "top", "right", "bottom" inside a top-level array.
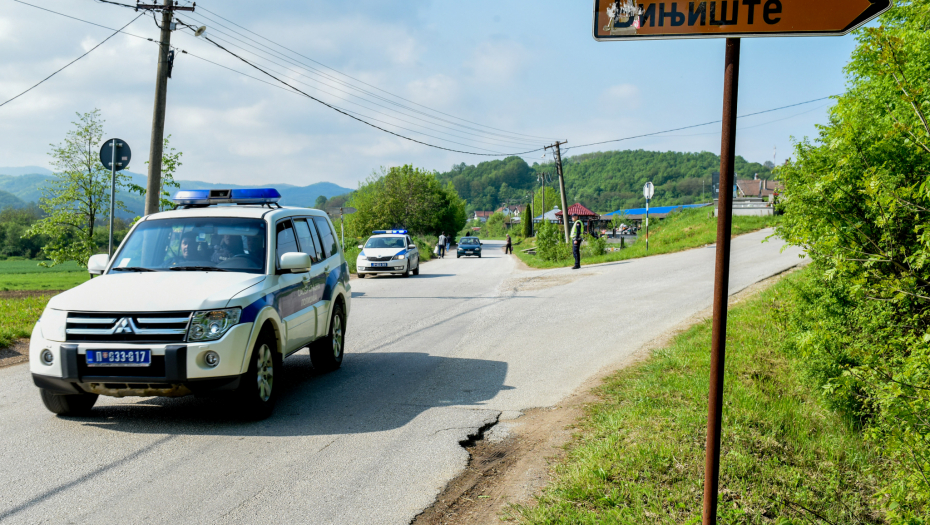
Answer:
[
  {"left": 599, "top": 84, "right": 641, "bottom": 110},
  {"left": 465, "top": 40, "right": 529, "bottom": 86}
]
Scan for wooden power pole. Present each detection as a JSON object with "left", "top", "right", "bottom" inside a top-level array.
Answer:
[
  {"left": 138, "top": 0, "right": 194, "bottom": 216},
  {"left": 545, "top": 141, "right": 570, "bottom": 242}
]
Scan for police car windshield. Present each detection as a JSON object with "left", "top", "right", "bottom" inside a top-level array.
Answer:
[
  {"left": 365, "top": 237, "right": 406, "bottom": 249},
  {"left": 112, "top": 217, "right": 267, "bottom": 273},
  {"left": 460, "top": 237, "right": 479, "bottom": 245}
]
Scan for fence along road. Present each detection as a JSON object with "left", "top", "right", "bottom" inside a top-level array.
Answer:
[{"left": 0, "top": 229, "right": 802, "bottom": 524}]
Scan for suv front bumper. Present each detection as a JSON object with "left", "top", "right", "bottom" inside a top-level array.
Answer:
[{"left": 30, "top": 323, "right": 254, "bottom": 397}]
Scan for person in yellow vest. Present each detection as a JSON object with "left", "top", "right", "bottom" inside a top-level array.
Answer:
[{"left": 571, "top": 213, "right": 583, "bottom": 269}]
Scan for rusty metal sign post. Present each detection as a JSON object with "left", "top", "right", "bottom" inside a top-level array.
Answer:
[{"left": 592, "top": 1, "right": 891, "bottom": 523}]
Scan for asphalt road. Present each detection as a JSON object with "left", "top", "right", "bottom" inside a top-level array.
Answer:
[{"left": 0, "top": 230, "right": 803, "bottom": 524}]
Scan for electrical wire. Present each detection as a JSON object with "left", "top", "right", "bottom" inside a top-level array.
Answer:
[
  {"left": 14, "top": 0, "right": 154, "bottom": 42},
  {"left": 0, "top": 12, "right": 144, "bottom": 108},
  {"left": 562, "top": 96, "right": 835, "bottom": 153},
  {"left": 195, "top": 3, "right": 558, "bottom": 142},
  {"left": 178, "top": 10, "right": 546, "bottom": 147},
  {"left": 173, "top": 17, "right": 542, "bottom": 149},
  {"left": 191, "top": 32, "right": 545, "bottom": 157}
]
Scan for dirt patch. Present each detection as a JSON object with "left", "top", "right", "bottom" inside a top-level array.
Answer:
[
  {"left": 0, "top": 339, "right": 29, "bottom": 368},
  {"left": 0, "top": 290, "right": 63, "bottom": 299},
  {"left": 500, "top": 271, "right": 597, "bottom": 293},
  {"left": 412, "top": 267, "right": 801, "bottom": 525}
]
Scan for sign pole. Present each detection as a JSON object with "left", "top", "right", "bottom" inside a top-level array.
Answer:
[
  {"left": 702, "top": 37, "right": 740, "bottom": 525},
  {"left": 109, "top": 139, "right": 117, "bottom": 259},
  {"left": 645, "top": 198, "right": 649, "bottom": 253}
]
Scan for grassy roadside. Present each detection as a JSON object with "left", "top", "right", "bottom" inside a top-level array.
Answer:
[
  {"left": 514, "top": 210, "right": 778, "bottom": 269},
  {"left": 512, "top": 269, "right": 885, "bottom": 524},
  {"left": 0, "top": 259, "right": 88, "bottom": 291},
  {"left": 0, "top": 295, "right": 53, "bottom": 348}
]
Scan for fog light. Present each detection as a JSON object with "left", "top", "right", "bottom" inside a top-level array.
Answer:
[
  {"left": 203, "top": 350, "right": 220, "bottom": 368},
  {"left": 40, "top": 349, "right": 54, "bottom": 366}
]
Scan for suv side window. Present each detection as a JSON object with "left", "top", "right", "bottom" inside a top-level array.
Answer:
[
  {"left": 293, "top": 218, "right": 319, "bottom": 263},
  {"left": 275, "top": 220, "right": 299, "bottom": 266},
  {"left": 312, "top": 217, "right": 339, "bottom": 259}
]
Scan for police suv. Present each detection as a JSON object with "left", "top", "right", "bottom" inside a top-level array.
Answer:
[
  {"left": 29, "top": 188, "right": 351, "bottom": 420},
  {"left": 355, "top": 230, "right": 420, "bottom": 278}
]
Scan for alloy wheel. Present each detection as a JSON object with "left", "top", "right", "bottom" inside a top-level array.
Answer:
[{"left": 255, "top": 343, "right": 274, "bottom": 402}]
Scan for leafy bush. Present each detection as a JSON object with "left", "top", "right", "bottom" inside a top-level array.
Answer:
[
  {"left": 535, "top": 221, "right": 569, "bottom": 262},
  {"left": 581, "top": 234, "right": 606, "bottom": 257},
  {"left": 777, "top": 1, "right": 930, "bottom": 517},
  {"left": 484, "top": 212, "right": 507, "bottom": 237}
]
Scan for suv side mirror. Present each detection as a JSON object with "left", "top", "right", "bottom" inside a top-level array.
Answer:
[
  {"left": 279, "top": 252, "right": 311, "bottom": 273},
  {"left": 88, "top": 254, "right": 109, "bottom": 275}
]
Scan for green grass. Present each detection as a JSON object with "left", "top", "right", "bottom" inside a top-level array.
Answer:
[
  {"left": 511, "top": 270, "right": 884, "bottom": 524},
  {"left": 0, "top": 259, "right": 84, "bottom": 274},
  {"left": 514, "top": 210, "right": 779, "bottom": 269},
  {"left": 0, "top": 259, "right": 89, "bottom": 291},
  {"left": 0, "top": 295, "right": 53, "bottom": 348}
]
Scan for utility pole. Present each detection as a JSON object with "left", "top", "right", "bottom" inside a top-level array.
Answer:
[
  {"left": 545, "top": 141, "right": 570, "bottom": 242},
  {"left": 138, "top": 0, "right": 195, "bottom": 216}
]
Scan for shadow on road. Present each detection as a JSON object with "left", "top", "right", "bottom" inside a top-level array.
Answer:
[{"left": 76, "top": 352, "right": 510, "bottom": 437}]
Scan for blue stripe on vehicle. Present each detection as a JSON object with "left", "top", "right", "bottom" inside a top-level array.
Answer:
[{"left": 322, "top": 263, "right": 343, "bottom": 301}]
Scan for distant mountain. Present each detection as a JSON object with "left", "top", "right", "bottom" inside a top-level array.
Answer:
[
  {"left": 0, "top": 189, "right": 25, "bottom": 211},
  {"left": 0, "top": 166, "right": 53, "bottom": 176},
  {"left": 0, "top": 169, "right": 352, "bottom": 218}
]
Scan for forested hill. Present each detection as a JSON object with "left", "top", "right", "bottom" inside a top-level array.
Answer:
[{"left": 436, "top": 150, "right": 775, "bottom": 213}]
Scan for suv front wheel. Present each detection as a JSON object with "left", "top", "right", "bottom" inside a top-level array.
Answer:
[
  {"left": 40, "top": 388, "right": 98, "bottom": 416},
  {"left": 310, "top": 302, "right": 345, "bottom": 372},
  {"left": 236, "top": 331, "right": 280, "bottom": 420}
]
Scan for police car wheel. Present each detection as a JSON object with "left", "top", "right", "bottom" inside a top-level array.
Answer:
[
  {"left": 311, "top": 302, "right": 345, "bottom": 372},
  {"left": 357, "top": 272, "right": 365, "bottom": 279},
  {"left": 40, "top": 388, "right": 97, "bottom": 416},
  {"left": 412, "top": 261, "right": 419, "bottom": 275},
  {"left": 237, "top": 331, "right": 280, "bottom": 420},
  {"left": 401, "top": 263, "right": 410, "bottom": 278}
]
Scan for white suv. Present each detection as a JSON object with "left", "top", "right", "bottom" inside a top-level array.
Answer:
[{"left": 29, "top": 188, "right": 351, "bottom": 420}]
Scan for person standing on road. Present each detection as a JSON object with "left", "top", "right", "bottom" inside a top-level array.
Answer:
[
  {"left": 571, "top": 214, "right": 583, "bottom": 270},
  {"left": 437, "top": 232, "right": 446, "bottom": 259},
  {"left": 445, "top": 235, "right": 451, "bottom": 254},
  {"left": 505, "top": 233, "right": 512, "bottom": 254}
]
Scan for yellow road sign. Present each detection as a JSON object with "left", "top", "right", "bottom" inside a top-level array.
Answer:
[{"left": 593, "top": 0, "right": 891, "bottom": 40}]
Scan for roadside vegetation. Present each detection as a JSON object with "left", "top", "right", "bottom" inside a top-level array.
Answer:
[
  {"left": 0, "top": 294, "right": 53, "bottom": 348},
  {"left": 513, "top": 269, "right": 887, "bottom": 524},
  {"left": 514, "top": 208, "right": 778, "bottom": 269},
  {"left": 0, "top": 259, "right": 88, "bottom": 291}
]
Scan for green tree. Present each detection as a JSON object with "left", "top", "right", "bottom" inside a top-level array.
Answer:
[
  {"left": 776, "top": 0, "right": 930, "bottom": 516},
  {"left": 314, "top": 195, "right": 328, "bottom": 209},
  {"left": 25, "top": 110, "right": 134, "bottom": 266},
  {"left": 522, "top": 203, "right": 533, "bottom": 238},
  {"left": 484, "top": 212, "right": 507, "bottom": 237},
  {"left": 131, "top": 135, "right": 182, "bottom": 212},
  {"left": 532, "top": 186, "right": 560, "bottom": 219},
  {"left": 347, "top": 165, "right": 467, "bottom": 237}
]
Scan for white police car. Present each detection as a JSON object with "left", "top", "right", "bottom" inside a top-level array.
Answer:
[
  {"left": 29, "top": 188, "right": 351, "bottom": 420},
  {"left": 355, "top": 230, "right": 420, "bottom": 278}
]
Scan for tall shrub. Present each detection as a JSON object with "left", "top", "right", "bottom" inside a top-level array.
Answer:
[{"left": 777, "top": 1, "right": 930, "bottom": 516}]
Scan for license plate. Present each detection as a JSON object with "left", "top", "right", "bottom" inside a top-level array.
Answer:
[
  {"left": 466, "top": 251, "right": 474, "bottom": 254},
  {"left": 372, "top": 263, "right": 387, "bottom": 267},
  {"left": 86, "top": 349, "right": 151, "bottom": 367}
]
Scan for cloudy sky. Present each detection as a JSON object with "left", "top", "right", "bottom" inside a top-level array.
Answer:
[{"left": 0, "top": 0, "right": 861, "bottom": 188}]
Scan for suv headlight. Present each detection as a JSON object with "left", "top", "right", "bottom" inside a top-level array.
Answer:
[
  {"left": 392, "top": 254, "right": 405, "bottom": 260},
  {"left": 39, "top": 308, "right": 67, "bottom": 342},
  {"left": 188, "top": 308, "right": 241, "bottom": 342}
]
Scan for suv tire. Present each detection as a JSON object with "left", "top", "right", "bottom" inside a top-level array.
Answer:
[
  {"left": 40, "top": 388, "right": 98, "bottom": 416},
  {"left": 310, "top": 301, "right": 345, "bottom": 373},
  {"left": 236, "top": 331, "right": 280, "bottom": 420}
]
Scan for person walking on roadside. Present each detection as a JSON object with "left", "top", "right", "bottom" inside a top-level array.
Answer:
[
  {"left": 505, "top": 233, "right": 513, "bottom": 254},
  {"left": 571, "top": 214, "right": 583, "bottom": 270},
  {"left": 437, "top": 232, "right": 446, "bottom": 259},
  {"left": 445, "top": 235, "right": 451, "bottom": 254}
]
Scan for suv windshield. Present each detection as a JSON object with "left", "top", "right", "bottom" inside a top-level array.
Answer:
[
  {"left": 112, "top": 217, "right": 267, "bottom": 273},
  {"left": 365, "top": 237, "right": 406, "bottom": 249},
  {"left": 460, "top": 238, "right": 479, "bottom": 245}
]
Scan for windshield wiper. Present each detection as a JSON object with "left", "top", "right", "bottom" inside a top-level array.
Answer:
[
  {"left": 111, "top": 267, "right": 157, "bottom": 272},
  {"left": 169, "top": 266, "right": 229, "bottom": 272}
]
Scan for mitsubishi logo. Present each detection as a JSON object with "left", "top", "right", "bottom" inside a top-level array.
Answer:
[{"left": 115, "top": 318, "right": 134, "bottom": 334}]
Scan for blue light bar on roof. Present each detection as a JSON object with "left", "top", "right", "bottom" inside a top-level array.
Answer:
[
  {"left": 172, "top": 188, "right": 282, "bottom": 205},
  {"left": 372, "top": 229, "right": 407, "bottom": 234}
]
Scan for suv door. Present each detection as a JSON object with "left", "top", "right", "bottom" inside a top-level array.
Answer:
[
  {"left": 273, "top": 219, "right": 315, "bottom": 353},
  {"left": 311, "top": 216, "right": 340, "bottom": 339},
  {"left": 293, "top": 218, "right": 325, "bottom": 343}
]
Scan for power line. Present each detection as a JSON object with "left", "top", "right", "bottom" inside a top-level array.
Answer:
[
  {"left": 177, "top": 10, "right": 546, "bottom": 147},
  {"left": 191, "top": 31, "right": 545, "bottom": 157},
  {"left": 172, "top": 17, "right": 542, "bottom": 150},
  {"left": 563, "top": 96, "right": 834, "bottom": 153},
  {"left": 195, "top": 4, "right": 558, "bottom": 142},
  {"left": 0, "top": 12, "right": 144, "bottom": 108},
  {"left": 14, "top": 0, "right": 155, "bottom": 42}
]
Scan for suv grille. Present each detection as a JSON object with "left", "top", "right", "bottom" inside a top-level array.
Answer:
[{"left": 66, "top": 312, "right": 192, "bottom": 343}]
